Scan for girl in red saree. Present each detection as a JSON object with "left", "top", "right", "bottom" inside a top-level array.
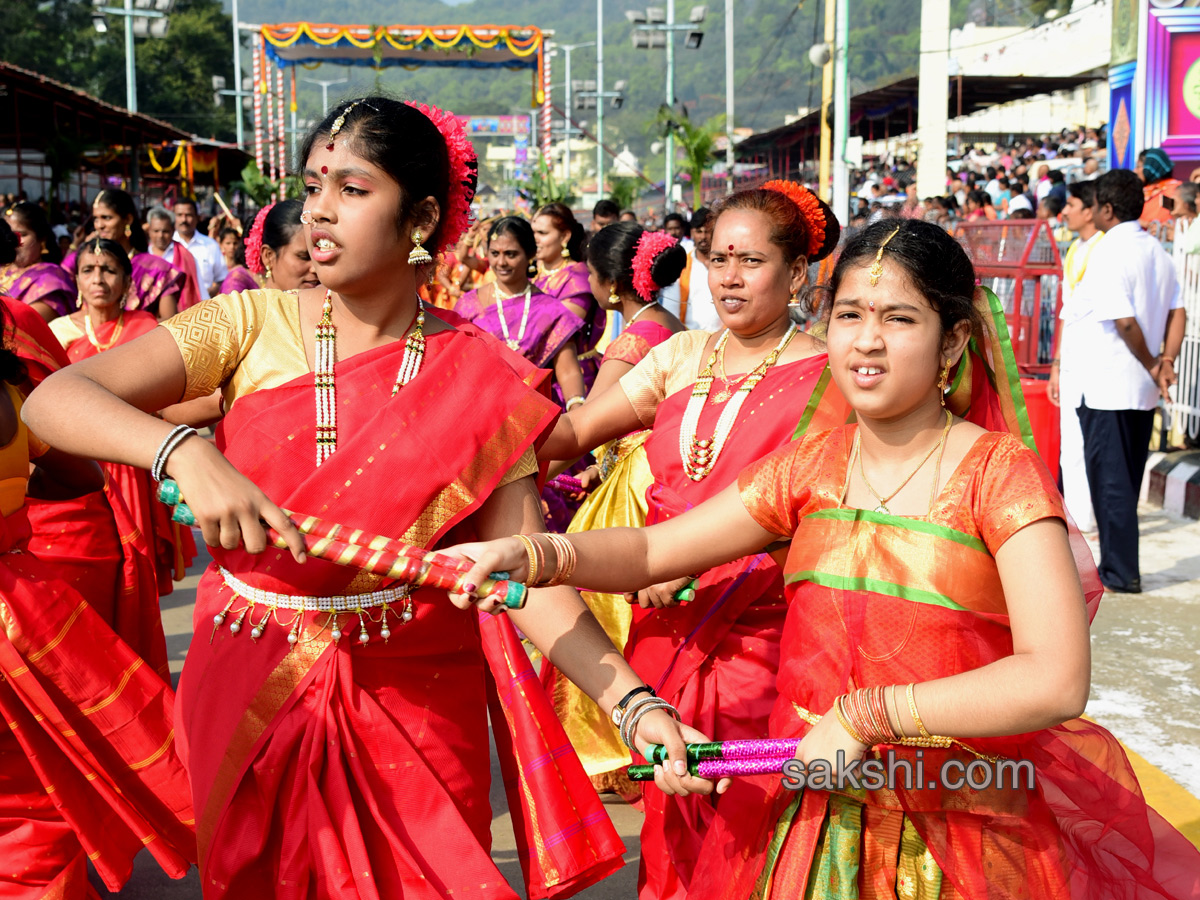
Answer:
[
  {"left": 542, "top": 221, "right": 686, "bottom": 796},
  {"left": 536, "top": 183, "right": 847, "bottom": 900},
  {"left": 25, "top": 96, "right": 712, "bottom": 899},
  {"left": 0, "top": 224, "right": 193, "bottom": 897},
  {"left": 454, "top": 218, "right": 1200, "bottom": 899},
  {"left": 50, "top": 238, "right": 197, "bottom": 595}
]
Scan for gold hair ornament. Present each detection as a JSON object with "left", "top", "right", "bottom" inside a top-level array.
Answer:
[{"left": 868, "top": 226, "right": 902, "bottom": 287}]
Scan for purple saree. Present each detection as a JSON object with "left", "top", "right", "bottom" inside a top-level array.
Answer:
[{"left": 0, "top": 263, "right": 76, "bottom": 318}]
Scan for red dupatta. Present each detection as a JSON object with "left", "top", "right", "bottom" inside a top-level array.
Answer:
[{"left": 179, "top": 325, "right": 624, "bottom": 898}]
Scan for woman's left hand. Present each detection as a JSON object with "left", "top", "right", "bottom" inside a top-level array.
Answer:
[
  {"left": 633, "top": 709, "right": 733, "bottom": 798},
  {"left": 792, "top": 703, "right": 869, "bottom": 779},
  {"left": 443, "top": 537, "right": 531, "bottom": 612}
]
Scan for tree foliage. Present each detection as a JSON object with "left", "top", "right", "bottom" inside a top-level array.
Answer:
[{"left": 6, "top": 0, "right": 237, "bottom": 141}]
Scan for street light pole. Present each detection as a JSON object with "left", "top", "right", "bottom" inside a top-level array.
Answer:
[
  {"left": 124, "top": 0, "right": 136, "bottom": 112},
  {"left": 665, "top": 0, "right": 676, "bottom": 208},
  {"left": 300, "top": 73, "right": 350, "bottom": 114},
  {"left": 596, "top": 0, "right": 605, "bottom": 201},
  {"left": 725, "top": 0, "right": 734, "bottom": 195},
  {"left": 832, "top": 0, "right": 850, "bottom": 227},
  {"left": 554, "top": 42, "right": 595, "bottom": 189},
  {"left": 232, "top": 0, "right": 243, "bottom": 148}
]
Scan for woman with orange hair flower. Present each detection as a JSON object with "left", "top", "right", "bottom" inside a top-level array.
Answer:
[{"left": 536, "top": 182, "right": 849, "bottom": 900}]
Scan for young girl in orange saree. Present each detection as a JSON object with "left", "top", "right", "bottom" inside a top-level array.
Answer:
[
  {"left": 453, "top": 218, "right": 1200, "bottom": 899},
  {"left": 26, "top": 96, "right": 712, "bottom": 899}
]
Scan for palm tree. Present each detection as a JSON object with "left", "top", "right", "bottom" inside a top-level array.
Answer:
[{"left": 655, "top": 108, "right": 723, "bottom": 210}]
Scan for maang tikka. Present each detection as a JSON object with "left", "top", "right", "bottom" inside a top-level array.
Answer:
[{"left": 868, "top": 225, "right": 902, "bottom": 287}]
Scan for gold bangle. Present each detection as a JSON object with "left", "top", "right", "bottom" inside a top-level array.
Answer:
[
  {"left": 565, "top": 396, "right": 585, "bottom": 411},
  {"left": 906, "top": 683, "right": 933, "bottom": 740},
  {"left": 515, "top": 534, "right": 539, "bottom": 586},
  {"left": 834, "top": 695, "right": 869, "bottom": 745}
]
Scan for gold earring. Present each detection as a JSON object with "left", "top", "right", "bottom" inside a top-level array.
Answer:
[
  {"left": 937, "top": 358, "right": 951, "bottom": 406},
  {"left": 408, "top": 230, "right": 433, "bottom": 266},
  {"left": 561, "top": 240, "right": 571, "bottom": 261},
  {"left": 609, "top": 286, "right": 620, "bottom": 304},
  {"left": 264, "top": 264, "right": 273, "bottom": 282},
  {"left": 787, "top": 292, "right": 800, "bottom": 308},
  {"left": 124, "top": 224, "right": 132, "bottom": 238},
  {"left": 528, "top": 261, "right": 539, "bottom": 277}
]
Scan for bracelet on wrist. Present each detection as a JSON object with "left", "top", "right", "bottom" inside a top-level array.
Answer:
[
  {"left": 152, "top": 424, "right": 199, "bottom": 483},
  {"left": 611, "top": 685, "right": 655, "bottom": 726},
  {"left": 565, "top": 396, "right": 586, "bottom": 411}
]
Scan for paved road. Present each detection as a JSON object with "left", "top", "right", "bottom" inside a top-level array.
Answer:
[{"left": 100, "top": 504, "right": 1200, "bottom": 896}]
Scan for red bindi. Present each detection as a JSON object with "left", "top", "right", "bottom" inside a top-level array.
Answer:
[
  {"left": 728, "top": 244, "right": 734, "bottom": 251},
  {"left": 321, "top": 165, "right": 328, "bottom": 174}
]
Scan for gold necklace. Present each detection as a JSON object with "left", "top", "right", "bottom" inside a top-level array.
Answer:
[
  {"left": 853, "top": 409, "right": 953, "bottom": 514},
  {"left": 314, "top": 289, "right": 426, "bottom": 466},
  {"left": 713, "top": 339, "right": 750, "bottom": 404},
  {"left": 679, "top": 325, "right": 797, "bottom": 482},
  {"left": 84, "top": 311, "right": 125, "bottom": 351}
]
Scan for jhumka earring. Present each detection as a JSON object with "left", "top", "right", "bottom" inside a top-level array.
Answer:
[
  {"left": 124, "top": 224, "right": 132, "bottom": 238},
  {"left": 265, "top": 264, "right": 273, "bottom": 282},
  {"left": 408, "top": 230, "right": 433, "bottom": 266},
  {"left": 937, "top": 358, "right": 952, "bottom": 406},
  {"left": 561, "top": 240, "right": 571, "bottom": 261},
  {"left": 787, "top": 291, "right": 801, "bottom": 309},
  {"left": 609, "top": 286, "right": 620, "bottom": 304},
  {"left": 527, "top": 261, "right": 539, "bottom": 277},
  {"left": 868, "top": 225, "right": 902, "bottom": 287}
]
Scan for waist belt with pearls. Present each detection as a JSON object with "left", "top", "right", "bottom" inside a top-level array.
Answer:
[{"left": 214, "top": 566, "right": 414, "bottom": 647}]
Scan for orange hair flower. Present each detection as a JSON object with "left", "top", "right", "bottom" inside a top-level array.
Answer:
[{"left": 763, "top": 180, "right": 827, "bottom": 259}]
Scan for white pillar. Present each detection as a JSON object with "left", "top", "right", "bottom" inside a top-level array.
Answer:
[{"left": 916, "top": 0, "right": 950, "bottom": 200}]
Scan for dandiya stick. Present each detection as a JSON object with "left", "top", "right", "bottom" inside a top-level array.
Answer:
[
  {"left": 546, "top": 473, "right": 585, "bottom": 494},
  {"left": 156, "top": 481, "right": 525, "bottom": 607},
  {"left": 212, "top": 191, "right": 241, "bottom": 235},
  {"left": 642, "top": 738, "right": 801, "bottom": 765},
  {"left": 628, "top": 756, "right": 795, "bottom": 781}
]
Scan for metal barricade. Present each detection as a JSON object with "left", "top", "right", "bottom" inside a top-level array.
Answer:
[
  {"left": 1168, "top": 220, "right": 1200, "bottom": 443},
  {"left": 955, "top": 220, "right": 1063, "bottom": 373}
]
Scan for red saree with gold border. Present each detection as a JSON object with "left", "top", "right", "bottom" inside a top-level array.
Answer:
[
  {"left": 177, "top": 322, "right": 625, "bottom": 898},
  {"left": 628, "top": 352, "right": 848, "bottom": 900}
]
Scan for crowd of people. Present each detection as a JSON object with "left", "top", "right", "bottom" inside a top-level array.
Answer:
[{"left": 0, "top": 96, "right": 1197, "bottom": 900}]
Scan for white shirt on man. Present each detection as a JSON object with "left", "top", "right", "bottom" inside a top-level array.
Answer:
[
  {"left": 1071, "top": 221, "right": 1182, "bottom": 411},
  {"left": 659, "top": 253, "right": 721, "bottom": 331},
  {"left": 173, "top": 230, "right": 227, "bottom": 300}
]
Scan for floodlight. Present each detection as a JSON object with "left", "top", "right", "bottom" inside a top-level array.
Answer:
[
  {"left": 92, "top": 12, "right": 107, "bottom": 32},
  {"left": 625, "top": 10, "right": 647, "bottom": 23},
  {"left": 685, "top": 30, "right": 703, "bottom": 49},
  {"left": 690, "top": 5, "right": 707, "bottom": 23},
  {"left": 647, "top": 7, "right": 667, "bottom": 23}
]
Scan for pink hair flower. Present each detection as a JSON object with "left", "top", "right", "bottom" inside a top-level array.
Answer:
[{"left": 631, "top": 230, "right": 679, "bottom": 302}]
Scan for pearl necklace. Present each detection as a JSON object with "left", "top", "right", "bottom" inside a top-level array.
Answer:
[
  {"left": 84, "top": 311, "right": 125, "bottom": 351},
  {"left": 679, "top": 325, "right": 798, "bottom": 482},
  {"left": 314, "top": 289, "right": 426, "bottom": 466},
  {"left": 495, "top": 285, "right": 532, "bottom": 352},
  {"left": 625, "top": 301, "right": 658, "bottom": 327}
]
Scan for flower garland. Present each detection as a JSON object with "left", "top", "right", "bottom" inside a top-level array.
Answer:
[
  {"left": 631, "top": 230, "right": 679, "bottom": 302},
  {"left": 762, "top": 179, "right": 827, "bottom": 259},
  {"left": 245, "top": 202, "right": 275, "bottom": 275},
  {"left": 405, "top": 102, "right": 478, "bottom": 252}
]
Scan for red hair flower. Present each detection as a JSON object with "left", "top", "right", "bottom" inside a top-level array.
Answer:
[
  {"left": 763, "top": 180, "right": 826, "bottom": 259},
  {"left": 245, "top": 202, "right": 275, "bottom": 275},
  {"left": 405, "top": 102, "right": 478, "bottom": 252},
  {"left": 631, "top": 230, "right": 679, "bottom": 302}
]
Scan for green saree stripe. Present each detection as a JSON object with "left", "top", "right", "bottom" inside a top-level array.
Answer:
[
  {"left": 981, "top": 286, "right": 1037, "bottom": 453},
  {"left": 751, "top": 794, "right": 803, "bottom": 900},
  {"left": 804, "top": 508, "right": 989, "bottom": 554},
  {"left": 784, "top": 570, "right": 970, "bottom": 612},
  {"left": 793, "top": 364, "right": 834, "bottom": 439}
]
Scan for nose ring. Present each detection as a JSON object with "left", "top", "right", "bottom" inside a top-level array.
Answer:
[{"left": 300, "top": 210, "right": 315, "bottom": 225}]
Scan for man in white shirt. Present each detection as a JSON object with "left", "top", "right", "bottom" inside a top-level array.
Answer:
[
  {"left": 1048, "top": 180, "right": 1103, "bottom": 532},
  {"left": 1071, "top": 169, "right": 1186, "bottom": 592},
  {"left": 172, "top": 198, "right": 226, "bottom": 299},
  {"left": 659, "top": 208, "right": 721, "bottom": 331},
  {"left": 1033, "top": 163, "right": 1052, "bottom": 202}
]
